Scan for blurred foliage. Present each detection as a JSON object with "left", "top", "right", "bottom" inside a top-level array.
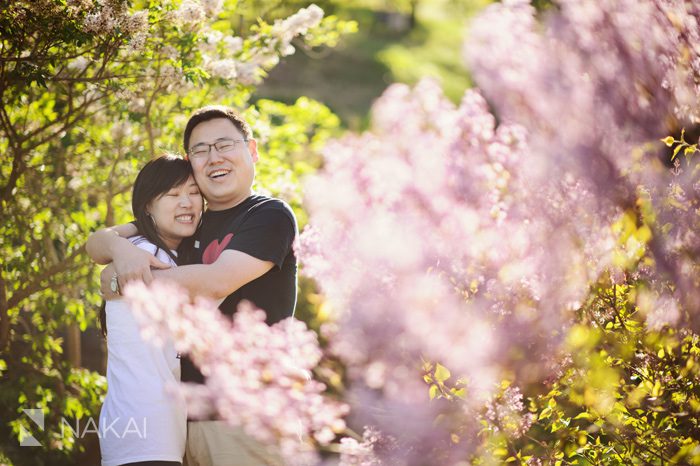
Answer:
[
  {"left": 476, "top": 280, "right": 700, "bottom": 465},
  {"left": 428, "top": 207, "right": 700, "bottom": 464},
  {"left": 256, "top": 0, "right": 491, "bottom": 129},
  {"left": 376, "top": 0, "right": 490, "bottom": 102},
  {"left": 0, "top": 0, "right": 348, "bottom": 463}
]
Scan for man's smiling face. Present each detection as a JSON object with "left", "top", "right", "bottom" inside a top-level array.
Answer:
[{"left": 187, "top": 118, "right": 258, "bottom": 211}]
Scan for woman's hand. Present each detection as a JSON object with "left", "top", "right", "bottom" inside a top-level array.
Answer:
[
  {"left": 100, "top": 264, "right": 120, "bottom": 299},
  {"left": 111, "top": 240, "right": 171, "bottom": 285},
  {"left": 88, "top": 222, "right": 171, "bottom": 288},
  {"left": 99, "top": 247, "right": 172, "bottom": 297}
]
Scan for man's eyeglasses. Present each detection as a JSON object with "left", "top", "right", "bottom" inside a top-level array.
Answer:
[{"left": 188, "top": 138, "right": 247, "bottom": 159}]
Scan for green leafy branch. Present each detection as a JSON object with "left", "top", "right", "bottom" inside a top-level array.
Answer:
[{"left": 662, "top": 128, "right": 698, "bottom": 162}]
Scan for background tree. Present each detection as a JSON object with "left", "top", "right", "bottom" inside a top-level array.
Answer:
[{"left": 0, "top": 1, "right": 352, "bottom": 464}]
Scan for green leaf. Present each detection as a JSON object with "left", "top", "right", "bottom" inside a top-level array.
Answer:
[
  {"left": 672, "top": 144, "right": 683, "bottom": 160},
  {"left": 429, "top": 384, "right": 439, "bottom": 400},
  {"left": 434, "top": 363, "right": 451, "bottom": 384},
  {"left": 539, "top": 407, "right": 552, "bottom": 420},
  {"left": 661, "top": 136, "right": 675, "bottom": 147}
]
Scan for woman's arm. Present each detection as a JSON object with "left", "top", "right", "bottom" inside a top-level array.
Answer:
[
  {"left": 86, "top": 223, "right": 170, "bottom": 286},
  {"left": 86, "top": 223, "right": 139, "bottom": 264}
]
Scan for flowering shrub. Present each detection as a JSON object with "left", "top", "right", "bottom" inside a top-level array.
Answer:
[
  {"left": 466, "top": 0, "right": 700, "bottom": 330},
  {"left": 295, "top": 0, "right": 700, "bottom": 463},
  {"left": 124, "top": 281, "right": 349, "bottom": 464},
  {"left": 297, "top": 78, "right": 619, "bottom": 462}
]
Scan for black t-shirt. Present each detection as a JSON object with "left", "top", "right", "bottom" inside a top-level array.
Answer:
[{"left": 181, "top": 193, "right": 298, "bottom": 384}]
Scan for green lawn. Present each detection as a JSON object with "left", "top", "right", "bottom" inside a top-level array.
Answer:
[{"left": 254, "top": 0, "right": 492, "bottom": 130}]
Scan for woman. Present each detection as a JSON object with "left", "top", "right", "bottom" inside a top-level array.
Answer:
[{"left": 93, "top": 155, "right": 203, "bottom": 466}]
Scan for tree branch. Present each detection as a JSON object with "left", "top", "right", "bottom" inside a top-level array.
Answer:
[
  {"left": 7, "top": 246, "right": 86, "bottom": 310},
  {"left": 20, "top": 93, "right": 104, "bottom": 146},
  {"left": 0, "top": 143, "right": 26, "bottom": 203},
  {"left": 23, "top": 99, "right": 112, "bottom": 155}
]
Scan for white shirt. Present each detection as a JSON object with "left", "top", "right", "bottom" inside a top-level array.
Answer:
[{"left": 99, "top": 236, "right": 186, "bottom": 466}]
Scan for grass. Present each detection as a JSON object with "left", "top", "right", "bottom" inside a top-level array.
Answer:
[{"left": 253, "top": 0, "right": 493, "bottom": 130}]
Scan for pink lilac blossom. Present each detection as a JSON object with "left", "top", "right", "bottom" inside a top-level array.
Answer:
[
  {"left": 123, "top": 281, "right": 349, "bottom": 463},
  {"left": 298, "top": 79, "right": 616, "bottom": 463},
  {"left": 337, "top": 427, "right": 392, "bottom": 466},
  {"left": 466, "top": 0, "right": 700, "bottom": 330},
  {"left": 484, "top": 386, "right": 535, "bottom": 439},
  {"left": 299, "top": 2, "right": 700, "bottom": 461}
]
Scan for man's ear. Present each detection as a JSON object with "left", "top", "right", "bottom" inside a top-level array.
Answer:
[{"left": 247, "top": 138, "right": 259, "bottom": 163}]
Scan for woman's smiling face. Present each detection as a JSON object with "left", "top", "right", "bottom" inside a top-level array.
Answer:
[{"left": 147, "top": 175, "right": 203, "bottom": 249}]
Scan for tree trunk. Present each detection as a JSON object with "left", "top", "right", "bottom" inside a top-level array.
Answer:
[
  {"left": 66, "top": 322, "right": 81, "bottom": 367},
  {"left": 0, "top": 274, "right": 9, "bottom": 351}
]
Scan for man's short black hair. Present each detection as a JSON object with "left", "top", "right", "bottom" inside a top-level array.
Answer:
[{"left": 183, "top": 105, "right": 252, "bottom": 153}]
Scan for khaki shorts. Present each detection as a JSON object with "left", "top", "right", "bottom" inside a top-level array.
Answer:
[{"left": 183, "top": 421, "right": 283, "bottom": 466}]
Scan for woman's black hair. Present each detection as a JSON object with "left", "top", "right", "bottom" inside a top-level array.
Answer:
[{"left": 100, "top": 154, "right": 200, "bottom": 338}]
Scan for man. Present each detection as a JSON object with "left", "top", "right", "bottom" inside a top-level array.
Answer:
[{"left": 87, "top": 106, "right": 297, "bottom": 466}]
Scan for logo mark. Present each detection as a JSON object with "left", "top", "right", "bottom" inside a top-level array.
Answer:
[{"left": 20, "top": 408, "right": 44, "bottom": 447}]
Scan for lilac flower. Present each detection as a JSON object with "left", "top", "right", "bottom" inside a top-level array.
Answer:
[
  {"left": 466, "top": 0, "right": 700, "bottom": 330},
  {"left": 484, "top": 386, "right": 535, "bottom": 438},
  {"left": 298, "top": 77, "right": 619, "bottom": 463},
  {"left": 338, "top": 427, "right": 388, "bottom": 466},
  {"left": 124, "top": 281, "right": 349, "bottom": 462}
]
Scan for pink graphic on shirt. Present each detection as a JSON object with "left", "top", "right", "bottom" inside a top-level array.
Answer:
[{"left": 202, "top": 233, "right": 234, "bottom": 264}]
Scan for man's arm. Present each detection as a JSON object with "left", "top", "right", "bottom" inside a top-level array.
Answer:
[
  {"left": 152, "top": 249, "right": 274, "bottom": 300},
  {"left": 87, "top": 223, "right": 171, "bottom": 285},
  {"left": 149, "top": 204, "right": 295, "bottom": 300}
]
